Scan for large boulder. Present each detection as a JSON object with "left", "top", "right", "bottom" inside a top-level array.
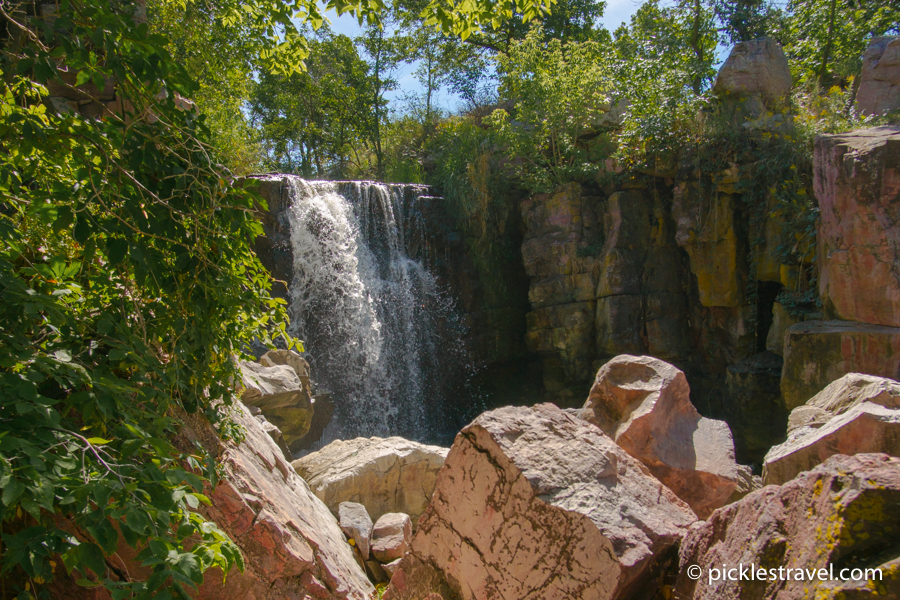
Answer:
[
  {"left": 582, "top": 355, "right": 740, "bottom": 518},
  {"left": 713, "top": 37, "right": 792, "bottom": 104},
  {"left": 259, "top": 349, "right": 312, "bottom": 390},
  {"left": 240, "top": 360, "right": 314, "bottom": 447},
  {"left": 292, "top": 436, "right": 447, "bottom": 524},
  {"left": 675, "top": 453, "right": 900, "bottom": 600},
  {"left": 856, "top": 37, "right": 900, "bottom": 116},
  {"left": 763, "top": 373, "right": 900, "bottom": 485},
  {"left": 780, "top": 320, "right": 900, "bottom": 409},
  {"left": 785, "top": 373, "right": 900, "bottom": 434},
  {"left": 815, "top": 126, "right": 900, "bottom": 328},
  {"left": 384, "top": 404, "right": 697, "bottom": 600}
]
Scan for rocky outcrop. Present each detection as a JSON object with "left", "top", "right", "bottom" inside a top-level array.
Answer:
[
  {"left": 763, "top": 373, "right": 900, "bottom": 484},
  {"left": 520, "top": 183, "right": 699, "bottom": 398},
  {"left": 780, "top": 320, "right": 900, "bottom": 409},
  {"left": 815, "top": 127, "right": 900, "bottom": 328},
  {"left": 385, "top": 404, "right": 697, "bottom": 600},
  {"left": 292, "top": 436, "right": 448, "bottom": 524},
  {"left": 190, "top": 404, "right": 372, "bottom": 599},
  {"left": 240, "top": 359, "right": 314, "bottom": 449},
  {"left": 583, "top": 355, "right": 740, "bottom": 518},
  {"left": 713, "top": 37, "right": 792, "bottom": 104},
  {"left": 676, "top": 453, "right": 900, "bottom": 600},
  {"left": 856, "top": 37, "right": 900, "bottom": 116}
]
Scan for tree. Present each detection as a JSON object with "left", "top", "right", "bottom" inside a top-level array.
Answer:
[
  {"left": 713, "top": 0, "right": 778, "bottom": 43},
  {"left": 0, "top": 0, "right": 556, "bottom": 597},
  {"left": 488, "top": 30, "right": 615, "bottom": 190},
  {"left": 249, "top": 33, "right": 373, "bottom": 177},
  {"left": 782, "top": 0, "right": 900, "bottom": 85},
  {"left": 357, "top": 20, "right": 404, "bottom": 178}
]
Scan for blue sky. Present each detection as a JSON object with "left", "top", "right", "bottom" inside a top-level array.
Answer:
[{"left": 322, "top": 0, "right": 646, "bottom": 112}]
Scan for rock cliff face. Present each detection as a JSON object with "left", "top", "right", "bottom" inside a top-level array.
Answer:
[{"left": 816, "top": 127, "right": 900, "bottom": 328}]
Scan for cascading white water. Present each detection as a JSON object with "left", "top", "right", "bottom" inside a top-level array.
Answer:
[{"left": 284, "top": 177, "right": 471, "bottom": 444}]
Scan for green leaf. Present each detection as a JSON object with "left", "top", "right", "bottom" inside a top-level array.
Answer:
[
  {"left": 2, "top": 479, "right": 24, "bottom": 506},
  {"left": 75, "top": 542, "right": 107, "bottom": 577}
]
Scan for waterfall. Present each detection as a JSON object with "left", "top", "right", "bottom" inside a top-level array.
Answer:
[{"left": 282, "top": 177, "right": 476, "bottom": 445}]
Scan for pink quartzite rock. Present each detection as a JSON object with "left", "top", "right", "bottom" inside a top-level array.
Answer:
[
  {"left": 856, "top": 37, "right": 900, "bottom": 116},
  {"left": 582, "top": 355, "right": 740, "bottom": 518},
  {"left": 763, "top": 373, "right": 900, "bottom": 485},
  {"left": 713, "top": 37, "right": 792, "bottom": 103},
  {"left": 191, "top": 403, "right": 373, "bottom": 599},
  {"left": 675, "top": 453, "right": 900, "bottom": 600},
  {"left": 384, "top": 404, "right": 697, "bottom": 600},
  {"left": 780, "top": 320, "right": 900, "bottom": 409},
  {"left": 49, "top": 403, "right": 374, "bottom": 600},
  {"left": 815, "top": 126, "right": 900, "bottom": 328},
  {"left": 370, "top": 513, "right": 412, "bottom": 564}
]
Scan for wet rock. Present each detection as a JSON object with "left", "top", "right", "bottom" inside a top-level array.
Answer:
[
  {"left": 240, "top": 360, "right": 314, "bottom": 446},
  {"left": 676, "top": 453, "right": 900, "bottom": 600},
  {"left": 583, "top": 355, "right": 740, "bottom": 518},
  {"left": 339, "top": 502, "right": 374, "bottom": 561},
  {"left": 713, "top": 37, "right": 792, "bottom": 103},
  {"left": 385, "top": 404, "right": 697, "bottom": 600},
  {"left": 724, "top": 351, "right": 788, "bottom": 465},
  {"left": 763, "top": 373, "right": 900, "bottom": 485},
  {"left": 780, "top": 320, "right": 900, "bottom": 409},
  {"left": 292, "top": 436, "right": 447, "bottom": 524},
  {"left": 816, "top": 126, "right": 900, "bottom": 327},
  {"left": 371, "top": 513, "right": 413, "bottom": 564},
  {"left": 856, "top": 37, "right": 900, "bottom": 116}
]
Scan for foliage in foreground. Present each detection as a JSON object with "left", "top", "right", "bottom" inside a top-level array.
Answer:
[
  {"left": 0, "top": 1, "right": 295, "bottom": 597},
  {"left": 0, "top": 0, "right": 561, "bottom": 596}
]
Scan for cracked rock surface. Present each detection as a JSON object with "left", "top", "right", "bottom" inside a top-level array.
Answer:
[
  {"left": 384, "top": 403, "right": 696, "bottom": 600},
  {"left": 582, "top": 355, "right": 740, "bottom": 518},
  {"left": 293, "top": 436, "right": 448, "bottom": 525}
]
